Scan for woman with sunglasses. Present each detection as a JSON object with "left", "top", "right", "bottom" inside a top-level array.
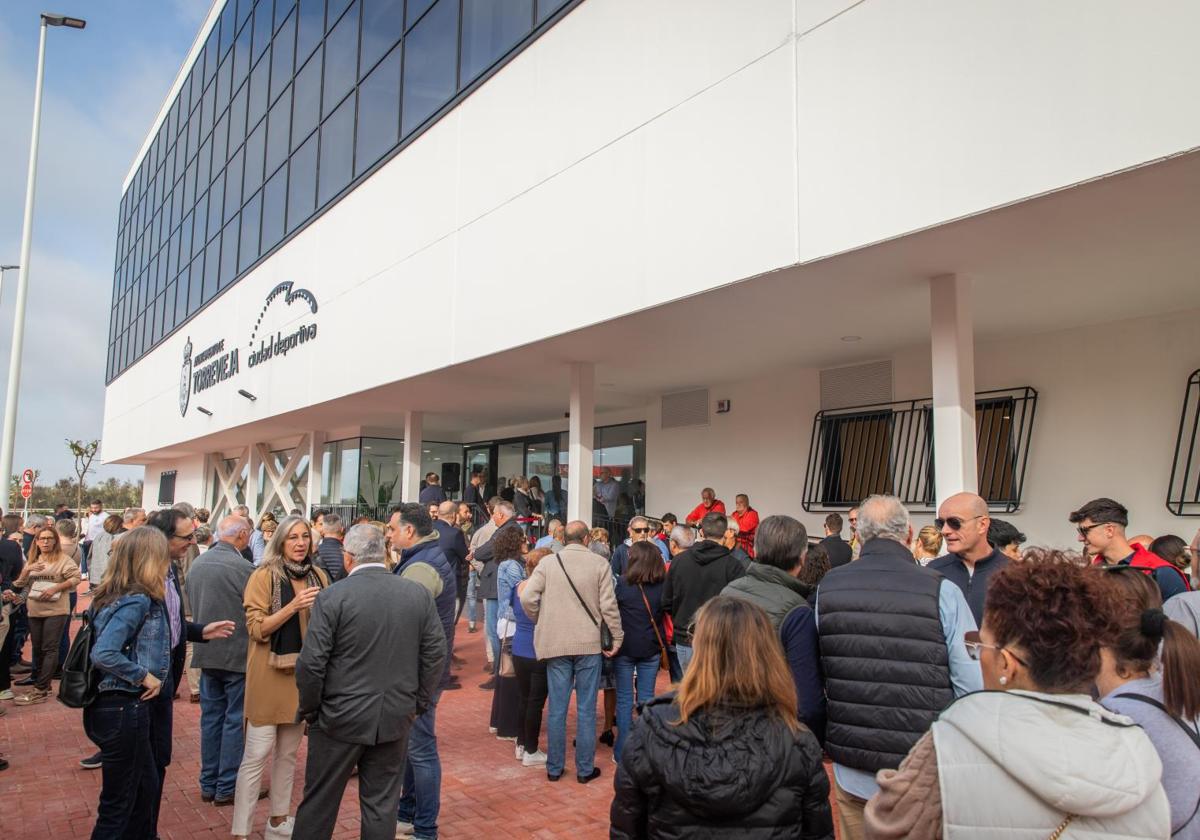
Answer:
[
  {"left": 611, "top": 596, "right": 832, "bottom": 838},
  {"left": 865, "top": 550, "right": 1169, "bottom": 839},
  {"left": 1097, "top": 566, "right": 1200, "bottom": 839},
  {"left": 612, "top": 541, "right": 668, "bottom": 762},
  {"left": 12, "top": 524, "right": 80, "bottom": 704}
]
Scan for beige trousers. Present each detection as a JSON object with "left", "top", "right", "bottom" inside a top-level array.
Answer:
[
  {"left": 231, "top": 721, "right": 304, "bottom": 836},
  {"left": 835, "top": 778, "right": 868, "bottom": 840}
]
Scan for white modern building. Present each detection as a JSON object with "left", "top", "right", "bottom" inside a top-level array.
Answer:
[{"left": 103, "top": 0, "right": 1200, "bottom": 547}]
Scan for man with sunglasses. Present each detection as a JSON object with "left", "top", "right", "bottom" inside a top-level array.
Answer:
[
  {"left": 1069, "top": 497, "right": 1190, "bottom": 600},
  {"left": 928, "top": 492, "right": 1009, "bottom": 627},
  {"left": 609, "top": 516, "right": 668, "bottom": 578}
]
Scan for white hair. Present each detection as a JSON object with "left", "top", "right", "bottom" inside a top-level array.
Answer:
[
  {"left": 725, "top": 517, "right": 740, "bottom": 534},
  {"left": 669, "top": 525, "right": 695, "bottom": 549},
  {"left": 856, "top": 494, "right": 911, "bottom": 544},
  {"left": 216, "top": 515, "right": 252, "bottom": 540},
  {"left": 343, "top": 523, "right": 386, "bottom": 565}
]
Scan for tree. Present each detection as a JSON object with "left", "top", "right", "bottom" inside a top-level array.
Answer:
[{"left": 67, "top": 439, "right": 100, "bottom": 516}]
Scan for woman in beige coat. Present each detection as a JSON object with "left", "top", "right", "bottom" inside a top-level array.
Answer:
[{"left": 231, "top": 515, "right": 328, "bottom": 840}]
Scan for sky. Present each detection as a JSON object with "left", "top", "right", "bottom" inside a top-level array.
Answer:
[{"left": 0, "top": 0, "right": 212, "bottom": 485}]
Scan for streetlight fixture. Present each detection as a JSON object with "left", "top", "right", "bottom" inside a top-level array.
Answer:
[
  {"left": 0, "top": 12, "right": 86, "bottom": 507},
  {"left": 0, "top": 265, "right": 18, "bottom": 307}
]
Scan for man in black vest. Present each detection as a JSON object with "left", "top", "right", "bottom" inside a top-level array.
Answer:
[
  {"left": 816, "top": 495, "right": 981, "bottom": 840},
  {"left": 928, "top": 491, "right": 1009, "bottom": 627}
]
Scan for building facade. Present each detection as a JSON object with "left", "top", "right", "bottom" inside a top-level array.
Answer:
[{"left": 104, "top": 0, "right": 1200, "bottom": 546}]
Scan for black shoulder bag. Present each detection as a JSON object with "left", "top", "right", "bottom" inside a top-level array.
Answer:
[
  {"left": 555, "top": 553, "right": 613, "bottom": 652},
  {"left": 58, "top": 607, "right": 99, "bottom": 709}
]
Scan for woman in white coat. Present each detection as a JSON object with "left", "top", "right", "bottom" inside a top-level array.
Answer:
[{"left": 865, "top": 549, "right": 1170, "bottom": 840}]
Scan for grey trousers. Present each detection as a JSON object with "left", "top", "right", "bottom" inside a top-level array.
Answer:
[{"left": 292, "top": 725, "right": 410, "bottom": 840}]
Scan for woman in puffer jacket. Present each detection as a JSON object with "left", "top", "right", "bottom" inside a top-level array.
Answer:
[
  {"left": 610, "top": 595, "right": 832, "bottom": 840},
  {"left": 866, "top": 551, "right": 1170, "bottom": 840}
]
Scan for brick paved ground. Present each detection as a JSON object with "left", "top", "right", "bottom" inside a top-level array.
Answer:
[{"left": 0, "top": 588, "right": 655, "bottom": 840}]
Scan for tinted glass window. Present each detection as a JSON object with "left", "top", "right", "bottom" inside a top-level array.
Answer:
[
  {"left": 244, "top": 120, "right": 266, "bottom": 197},
  {"left": 252, "top": 0, "right": 274, "bottom": 62},
  {"left": 318, "top": 93, "right": 354, "bottom": 206},
  {"left": 296, "top": 0, "right": 324, "bottom": 64},
  {"left": 248, "top": 50, "right": 271, "bottom": 130},
  {"left": 212, "top": 110, "right": 230, "bottom": 170},
  {"left": 461, "top": 0, "right": 532, "bottom": 84},
  {"left": 406, "top": 0, "right": 435, "bottom": 27},
  {"left": 328, "top": 0, "right": 354, "bottom": 28},
  {"left": 275, "top": 0, "right": 297, "bottom": 30},
  {"left": 402, "top": 0, "right": 458, "bottom": 136},
  {"left": 323, "top": 2, "right": 359, "bottom": 116},
  {"left": 207, "top": 174, "right": 225, "bottom": 239},
  {"left": 219, "top": 1, "right": 237, "bottom": 56},
  {"left": 271, "top": 10, "right": 296, "bottom": 102},
  {"left": 360, "top": 0, "right": 403, "bottom": 74},
  {"left": 215, "top": 53, "right": 233, "bottom": 115},
  {"left": 225, "top": 147, "right": 245, "bottom": 222},
  {"left": 354, "top": 43, "right": 400, "bottom": 174},
  {"left": 239, "top": 190, "right": 262, "bottom": 272},
  {"left": 232, "top": 17, "right": 253, "bottom": 88},
  {"left": 203, "top": 237, "right": 221, "bottom": 300},
  {"left": 229, "top": 83, "right": 249, "bottom": 153},
  {"left": 265, "top": 85, "right": 292, "bottom": 177},
  {"left": 536, "top": 0, "right": 570, "bottom": 23},
  {"left": 261, "top": 163, "right": 288, "bottom": 251},
  {"left": 293, "top": 51, "right": 321, "bottom": 149},
  {"left": 287, "top": 132, "right": 318, "bottom": 232},
  {"left": 220, "top": 219, "right": 240, "bottom": 289}
]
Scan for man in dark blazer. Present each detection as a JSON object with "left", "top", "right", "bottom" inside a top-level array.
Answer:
[
  {"left": 293, "top": 524, "right": 446, "bottom": 840},
  {"left": 433, "top": 501, "right": 469, "bottom": 627},
  {"left": 819, "top": 512, "right": 853, "bottom": 568}
]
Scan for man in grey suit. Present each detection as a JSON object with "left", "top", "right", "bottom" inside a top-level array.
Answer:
[{"left": 293, "top": 524, "right": 447, "bottom": 840}]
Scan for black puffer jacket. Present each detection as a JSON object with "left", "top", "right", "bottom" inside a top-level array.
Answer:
[{"left": 610, "top": 695, "right": 833, "bottom": 839}]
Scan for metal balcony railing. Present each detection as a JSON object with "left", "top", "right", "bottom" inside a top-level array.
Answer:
[{"left": 803, "top": 386, "right": 1038, "bottom": 514}]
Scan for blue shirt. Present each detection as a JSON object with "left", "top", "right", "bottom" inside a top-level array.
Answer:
[
  {"left": 511, "top": 586, "right": 536, "bottom": 660},
  {"left": 534, "top": 535, "right": 563, "bottom": 552},
  {"left": 250, "top": 530, "right": 267, "bottom": 565},
  {"left": 817, "top": 579, "right": 982, "bottom": 800}
]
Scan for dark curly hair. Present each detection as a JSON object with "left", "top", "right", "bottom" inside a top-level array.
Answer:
[
  {"left": 490, "top": 525, "right": 526, "bottom": 562},
  {"left": 984, "top": 549, "right": 1123, "bottom": 693}
]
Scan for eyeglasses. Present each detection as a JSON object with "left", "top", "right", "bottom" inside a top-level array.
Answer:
[
  {"left": 631, "top": 528, "right": 651, "bottom": 534},
  {"left": 935, "top": 515, "right": 983, "bottom": 531},
  {"left": 964, "top": 630, "right": 1028, "bottom": 666},
  {"left": 171, "top": 532, "right": 197, "bottom": 543},
  {"left": 35, "top": 536, "right": 56, "bottom": 542},
  {"left": 1076, "top": 522, "right": 1109, "bottom": 538}
]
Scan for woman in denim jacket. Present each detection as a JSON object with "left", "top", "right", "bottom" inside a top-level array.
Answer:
[
  {"left": 491, "top": 526, "right": 528, "bottom": 738},
  {"left": 85, "top": 527, "right": 184, "bottom": 840}
]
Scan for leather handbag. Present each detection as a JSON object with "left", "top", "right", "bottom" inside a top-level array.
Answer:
[
  {"left": 639, "top": 585, "right": 669, "bottom": 672},
  {"left": 57, "top": 608, "right": 98, "bottom": 708},
  {"left": 499, "top": 637, "right": 516, "bottom": 678},
  {"left": 555, "top": 553, "right": 613, "bottom": 652}
]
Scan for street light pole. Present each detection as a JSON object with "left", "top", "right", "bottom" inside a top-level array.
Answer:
[{"left": 0, "top": 13, "right": 85, "bottom": 510}]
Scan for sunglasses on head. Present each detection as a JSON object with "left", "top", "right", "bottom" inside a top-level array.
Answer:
[{"left": 935, "top": 515, "right": 983, "bottom": 531}]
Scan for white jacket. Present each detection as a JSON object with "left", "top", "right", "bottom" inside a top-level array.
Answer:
[{"left": 934, "top": 690, "right": 1170, "bottom": 839}]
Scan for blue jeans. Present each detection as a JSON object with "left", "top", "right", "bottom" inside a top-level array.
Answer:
[
  {"left": 84, "top": 693, "right": 158, "bottom": 840},
  {"left": 198, "top": 669, "right": 245, "bottom": 799},
  {"left": 484, "top": 599, "right": 499, "bottom": 663},
  {"left": 614, "top": 655, "right": 659, "bottom": 761},
  {"left": 545, "top": 654, "right": 602, "bottom": 778},
  {"left": 397, "top": 694, "right": 441, "bottom": 839},
  {"left": 676, "top": 643, "right": 694, "bottom": 675},
  {"left": 466, "top": 568, "right": 479, "bottom": 624}
]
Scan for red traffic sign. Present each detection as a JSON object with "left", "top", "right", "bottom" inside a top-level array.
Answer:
[
  {"left": 20, "top": 469, "right": 33, "bottom": 484},
  {"left": 20, "top": 484, "right": 32, "bottom": 500}
]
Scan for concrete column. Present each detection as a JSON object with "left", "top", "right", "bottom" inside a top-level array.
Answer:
[
  {"left": 305, "top": 431, "right": 326, "bottom": 515},
  {"left": 402, "top": 411, "right": 423, "bottom": 504},
  {"left": 567, "top": 362, "right": 595, "bottom": 523},
  {"left": 246, "top": 444, "right": 263, "bottom": 520},
  {"left": 929, "top": 274, "right": 978, "bottom": 505}
]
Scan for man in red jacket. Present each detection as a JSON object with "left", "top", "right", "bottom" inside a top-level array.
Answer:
[
  {"left": 1070, "top": 497, "right": 1190, "bottom": 600},
  {"left": 685, "top": 488, "right": 725, "bottom": 527}
]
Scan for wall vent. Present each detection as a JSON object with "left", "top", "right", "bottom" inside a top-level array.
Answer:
[
  {"left": 661, "top": 389, "right": 710, "bottom": 429},
  {"left": 820, "top": 361, "right": 893, "bottom": 410}
]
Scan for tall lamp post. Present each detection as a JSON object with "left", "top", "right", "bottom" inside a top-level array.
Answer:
[
  {"left": 0, "top": 13, "right": 85, "bottom": 508},
  {"left": 0, "top": 265, "right": 19, "bottom": 306}
]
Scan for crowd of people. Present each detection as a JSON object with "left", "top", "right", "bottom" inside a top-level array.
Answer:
[{"left": 0, "top": 482, "right": 1199, "bottom": 839}]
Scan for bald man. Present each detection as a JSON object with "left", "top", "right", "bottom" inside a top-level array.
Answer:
[
  {"left": 434, "top": 500, "right": 470, "bottom": 633},
  {"left": 928, "top": 492, "right": 1008, "bottom": 626}
]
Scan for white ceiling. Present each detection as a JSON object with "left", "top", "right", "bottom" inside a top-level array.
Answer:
[{"left": 127, "top": 149, "right": 1200, "bottom": 461}]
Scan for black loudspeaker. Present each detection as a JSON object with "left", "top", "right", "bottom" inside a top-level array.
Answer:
[{"left": 441, "top": 462, "right": 461, "bottom": 494}]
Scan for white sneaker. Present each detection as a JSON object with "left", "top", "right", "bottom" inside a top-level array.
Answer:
[
  {"left": 0, "top": 690, "right": 13, "bottom": 700},
  {"left": 265, "top": 817, "right": 295, "bottom": 837},
  {"left": 522, "top": 750, "right": 548, "bottom": 767},
  {"left": 487, "top": 726, "right": 497, "bottom": 734},
  {"left": 396, "top": 820, "right": 415, "bottom": 839},
  {"left": 514, "top": 744, "right": 524, "bottom": 761}
]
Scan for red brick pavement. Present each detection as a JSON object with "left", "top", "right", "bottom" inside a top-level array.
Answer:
[{"left": 0, "top": 590, "right": 653, "bottom": 840}]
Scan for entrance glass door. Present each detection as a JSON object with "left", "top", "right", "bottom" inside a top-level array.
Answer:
[{"left": 464, "top": 445, "right": 493, "bottom": 500}]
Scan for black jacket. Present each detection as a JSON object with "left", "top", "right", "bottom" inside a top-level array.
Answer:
[
  {"left": 662, "top": 541, "right": 745, "bottom": 645},
  {"left": 819, "top": 535, "right": 852, "bottom": 569},
  {"left": 610, "top": 695, "right": 833, "bottom": 840},
  {"left": 927, "top": 545, "right": 1008, "bottom": 627},
  {"left": 296, "top": 566, "right": 446, "bottom": 745},
  {"left": 317, "top": 536, "right": 346, "bottom": 582},
  {"left": 474, "top": 518, "right": 521, "bottom": 600},
  {"left": 432, "top": 519, "right": 468, "bottom": 582}
]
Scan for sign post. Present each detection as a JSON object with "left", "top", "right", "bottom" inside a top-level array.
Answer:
[{"left": 20, "top": 468, "right": 33, "bottom": 517}]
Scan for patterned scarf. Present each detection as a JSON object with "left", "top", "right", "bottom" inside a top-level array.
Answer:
[{"left": 268, "top": 559, "right": 322, "bottom": 671}]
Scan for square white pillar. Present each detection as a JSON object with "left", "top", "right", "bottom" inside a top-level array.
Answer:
[
  {"left": 305, "top": 431, "right": 326, "bottom": 516},
  {"left": 567, "top": 362, "right": 595, "bottom": 523},
  {"left": 930, "top": 274, "right": 978, "bottom": 505},
  {"left": 402, "top": 411, "right": 423, "bottom": 504},
  {"left": 246, "top": 444, "right": 263, "bottom": 520}
]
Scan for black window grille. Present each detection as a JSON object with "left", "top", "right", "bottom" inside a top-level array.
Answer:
[
  {"left": 1168, "top": 369, "right": 1200, "bottom": 516},
  {"left": 158, "top": 470, "right": 178, "bottom": 506},
  {"left": 803, "top": 386, "right": 1037, "bottom": 513}
]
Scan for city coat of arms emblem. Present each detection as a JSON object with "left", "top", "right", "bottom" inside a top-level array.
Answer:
[{"left": 180, "top": 337, "right": 192, "bottom": 417}]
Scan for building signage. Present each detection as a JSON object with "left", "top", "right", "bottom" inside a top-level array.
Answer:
[{"left": 180, "top": 281, "right": 319, "bottom": 416}]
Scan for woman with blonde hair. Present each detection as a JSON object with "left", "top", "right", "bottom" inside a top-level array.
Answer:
[
  {"left": 13, "top": 524, "right": 80, "bottom": 704},
  {"left": 912, "top": 525, "right": 943, "bottom": 565},
  {"left": 231, "top": 515, "right": 329, "bottom": 840},
  {"left": 611, "top": 596, "right": 833, "bottom": 838}
]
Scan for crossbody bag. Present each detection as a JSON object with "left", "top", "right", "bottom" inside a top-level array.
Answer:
[
  {"left": 637, "top": 585, "right": 668, "bottom": 671},
  {"left": 555, "top": 554, "right": 613, "bottom": 652}
]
